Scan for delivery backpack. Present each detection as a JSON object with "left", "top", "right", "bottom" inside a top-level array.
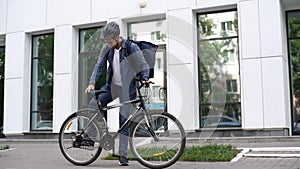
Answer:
[{"left": 125, "top": 40, "right": 158, "bottom": 78}]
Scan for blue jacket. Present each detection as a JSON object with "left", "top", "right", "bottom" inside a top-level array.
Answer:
[{"left": 89, "top": 38, "right": 150, "bottom": 100}]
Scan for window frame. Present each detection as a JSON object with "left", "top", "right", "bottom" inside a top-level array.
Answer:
[
  {"left": 286, "top": 9, "right": 300, "bottom": 135},
  {"left": 30, "top": 32, "right": 54, "bottom": 131},
  {"left": 197, "top": 8, "right": 241, "bottom": 128},
  {"left": 78, "top": 26, "right": 106, "bottom": 110}
]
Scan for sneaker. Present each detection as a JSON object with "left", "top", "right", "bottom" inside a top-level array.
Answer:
[{"left": 118, "top": 156, "right": 129, "bottom": 166}]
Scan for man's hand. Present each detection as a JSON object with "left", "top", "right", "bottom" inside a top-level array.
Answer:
[{"left": 85, "top": 84, "right": 95, "bottom": 94}]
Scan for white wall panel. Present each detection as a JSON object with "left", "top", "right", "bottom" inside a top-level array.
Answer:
[
  {"left": 47, "top": 0, "right": 91, "bottom": 27},
  {"left": 6, "top": 0, "right": 46, "bottom": 33},
  {"left": 239, "top": 0, "right": 261, "bottom": 59},
  {"left": 5, "top": 32, "right": 25, "bottom": 78},
  {"left": 196, "top": 0, "right": 237, "bottom": 9},
  {"left": 5, "top": 32, "right": 32, "bottom": 134},
  {"left": 261, "top": 57, "right": 288, "bottom": 128},
  {"left": 168, "top": 64, "right": 198, "bottom": 130},
  {"left": 0, "top": 0, "right": 7, "bottom": 34},
  {"left": 259, "top": 0, "right": 283, "bottom": 57},
  {"left": 3, "top": 78, "right": 24, "bottom": 134},
  {"left": 167, "top": 8, "right": 195, "bottom": 65},
  {"left": 52, "top": 25, "right": 76, "bottom": 132},
  {"left": 141, "top": 0, "right": 194, "bottom": 13},
  {"left": 53, "top": 74, "right": 71, "bottom": 133},
  {"left": 92, "top": 0, "right": 137, "bottom": 21},
  {"left": 241, "top": 59, "right": 264, "bottom": 129},
  {"left": 54, "top": 25, "right": 73, "bottom": 74}
]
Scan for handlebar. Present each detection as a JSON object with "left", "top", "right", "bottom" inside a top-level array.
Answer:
[{"left": 135, "top": 77, "right": 154, "bottom": 89}]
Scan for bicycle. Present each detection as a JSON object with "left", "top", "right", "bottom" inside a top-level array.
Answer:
[{"left": 58, "top": 80, "right": 186, "bottom": 169}]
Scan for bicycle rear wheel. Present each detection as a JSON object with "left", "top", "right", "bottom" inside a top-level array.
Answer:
[
  {"left": 130, "top": 112, "right": 186, "bottom": 169},
  {"left": 58, "top": 109, "right": 103, "bottom": 166}
]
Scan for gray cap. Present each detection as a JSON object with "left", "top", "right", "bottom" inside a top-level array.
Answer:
[{"left": 101, "top": 21, "right": 120, "bottom": 40}]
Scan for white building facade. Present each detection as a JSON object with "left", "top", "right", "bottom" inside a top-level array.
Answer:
[{"left": 0, "top": 0, "right": 300, "bottom": 137}]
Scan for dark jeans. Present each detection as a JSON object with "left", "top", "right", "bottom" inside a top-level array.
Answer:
[{"left": 89, "top": 84, "right": 132, "bottom": 157}]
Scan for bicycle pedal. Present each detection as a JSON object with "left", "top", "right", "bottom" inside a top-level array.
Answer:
[{"left": 112, "top": 154, "right": 119, "bottom": 157}]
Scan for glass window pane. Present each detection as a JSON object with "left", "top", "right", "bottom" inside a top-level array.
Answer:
[
  {"left": 128, "top": 21, "right": 167, "bottom": 111},
  {"left": 33, "top": 34, "right": 54, "bottom": 58},
  {"left": 31, "top": 34, "right": 54, "bottom": 131},
  {"left": 0, "top": 46, "right": 4, "bottom": 70},
  {"left": 290, "top": 39, "right": 300, "bottom": 134},
  {"left": 79, "top": 54, "right": 106, "bottom": 108},
  {"left": 288, "top": 11, "right": 300, "bottom": 38},
  {"left": 31, "top": 112, "right": 53, "bottom": 130},
  {"left": 79, "top": 27, "right": 106, "bottom": 109},
  {"left": 199, "top": 38, "right": 240, "bottom": 102},
  {"left": 198, "top": 11, "right": 238, "bottom": 40},
  {"left": 128, "top": 20, "right": 167, "bottom": 44},
  {"left": 200, "top": 103, "right": 241, "bottom": 127},
  {"left": 198, "top": 10, "right": 241, "bottom": 128},
  {"left": 80, "top": 28, "right": 104, "bottom": 53},
  {"left": 0, "top": 46, "right": 4, "bottom": 129}
]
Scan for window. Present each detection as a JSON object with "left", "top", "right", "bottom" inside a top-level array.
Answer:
[
  {"left": 221, "top": 21, "right": 233, "bottom": 31},
  {"left": 128, "top": 20, "right": 166, "bottom": 43},
  {"left": 287, "top": 10, "right": 300, "bottom": 135},
  {"left": 79, "top": 27, "right": 106, "bottom": 109},
  {"left": 224, "top": 49, "right": 236, "bottom": 63},
  {"left": 226, "top": 79, "right": 238, "bottom": 93},
  {"left": 152, "top": 86, "right": 161, "bottom": 98},
  {"left": 128, "top": 19, "right": 167, "bottom": 111},
  {"left": 0, "top": 37, "right": 5, "bottom": 131},
  {"left": 31, "top": 33, "right": 54, "bottom": 131},
  {"left": 151, "top": 31, "right": 161, "bottom": 42},
  {"left": 198, "top": 10, "right": 241, "bottom": 128}
]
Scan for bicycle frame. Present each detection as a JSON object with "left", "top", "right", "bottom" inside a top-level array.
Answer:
[{"left": 85, "top": 81, "right": 159, "bottom": 147}]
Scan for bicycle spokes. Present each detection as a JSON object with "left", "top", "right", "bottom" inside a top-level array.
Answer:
[
  {"left": 130, "top": 112, "right": 186, "bottom": 168},
  {"left": 59, "top": 113, "right": 103, "bottom": 166}
]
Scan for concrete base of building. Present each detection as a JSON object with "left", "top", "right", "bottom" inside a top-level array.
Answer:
[{"left": 192, "top": 128, "right": 290, "bottom": 137}]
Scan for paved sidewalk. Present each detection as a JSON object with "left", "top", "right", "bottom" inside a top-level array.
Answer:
[{"left": 1, "top": 138, "right": 300, "bottom": 169}]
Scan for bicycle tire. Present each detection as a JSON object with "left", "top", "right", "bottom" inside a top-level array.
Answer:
[
  {"left": 58, "top": 109, "right": 103, "bottom": 166},
  {"left": 129, "top": 112, "right": 186, "bottom": 169}
]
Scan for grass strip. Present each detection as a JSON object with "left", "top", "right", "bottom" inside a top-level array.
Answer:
[
  {"left": 0, "top": 145, "right": 10, "bottom": 151},
  {"left": 103, "top": 144, "right": 240, "bottom": 162}
]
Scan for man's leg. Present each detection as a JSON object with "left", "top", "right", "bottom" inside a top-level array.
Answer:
[
  {"left": 111, "top": 84, "right": 132, "bottom": 165},
  {"left": 118, "top": 104, "right": 131, "bottom": 165},
  {"left": 88, "top": 90, "right": 112, "bottom": 109}
]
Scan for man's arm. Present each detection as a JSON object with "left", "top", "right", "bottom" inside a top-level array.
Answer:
[{"left": 89, "top": 45, "right": 110, "bottom": 85}]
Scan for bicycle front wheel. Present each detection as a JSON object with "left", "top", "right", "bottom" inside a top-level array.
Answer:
[
  {"left": 58, "top": 110, "right": 103, "bottom": 166},
  {"left": 130, "top": 112, "right": 186, "bottom": 169}
]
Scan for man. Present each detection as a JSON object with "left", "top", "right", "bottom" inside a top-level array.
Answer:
[{"left": 85, "top": 21, "right": 150, "bottom": 166}]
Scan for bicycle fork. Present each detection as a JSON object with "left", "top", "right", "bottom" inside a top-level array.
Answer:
[{"left": 144, "top": 114, "right": 159, "bottom": 142}]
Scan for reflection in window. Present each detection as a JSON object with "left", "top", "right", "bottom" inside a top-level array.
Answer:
[
  {"left": 128, "top": 20, "right": 167, "bottom": 110},
  {"left": 31, "top": 33, "right": 54, "bottom": 131},
  {"left": 287, "top": 10, "right": 300, "bottom": 135},
  {"left": 198, "top": 10, "right": 241, "bottom": 128},
  {"left": 79, "top": 27, "right": 106, "bottom": 109},
  {"left": 221, "top": 21, "right": 233, "bottom": 31},
  {"left": 152, "top": 86, "right": 161, "bottom": 98},
  {"left": 0, "top": 43, "right": 4, "bottom": 130},
  {"left": 226, "top": 79, "right": 238, "bottom": 93},
  {"left": 128, "top": 20, "right": 167, "bottom": 44}
]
